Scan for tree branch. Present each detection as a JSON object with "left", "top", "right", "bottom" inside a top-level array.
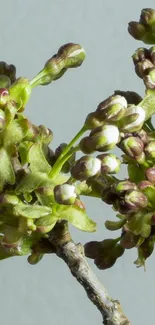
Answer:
[{"left": 48, "top": 222, "right": 131, "bottom": 325}]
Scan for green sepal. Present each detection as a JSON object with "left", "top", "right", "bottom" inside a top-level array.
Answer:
[
  {"left": 9, "top": 77, "right": 32, "bottom": 108},
  {"left": 105, "top": 218, "right": 126, "bottom": 231},
  {"left": 142, "top": 185, "right": 155, "bottom": 207},
  {"left": 13, "top": 203, "right": 52, "bottom": 219},
  {"left": 55, "top": 205, "right": 96, "bottom": 232}
]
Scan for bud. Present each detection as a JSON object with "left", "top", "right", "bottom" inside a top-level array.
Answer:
[
  {"left": 140, "top": 8, "right": 155, "bottom": 27},
  {"left": 128, "top": 22, "right": 146, "bottom": 40},
  {"left": 94, "top": 254, "right": 117, "bottom": 270},
  {"left": 132, "top": 47, "right": 150, "bottom": 64},
  {"left": 124, "top": 190, "right": 148, "bottom": 210},
  {"left": 54, "top": 183, "right": 77, "bottom": 205},
  {"left": 27, "top": 252, "right": 44, "bottom": 265},
  {"left": 79, "top": 136, "right": 95, "bottom": 154},
  {"left": 38, "top": 125, "right": 53, "bottom": 144},
  {"left": 145, "top": 167, "right": 155, "bottom": 184},
  {"left": 88, "top": 125, "right": 120, "bottom": 152},
  {"left": 57, "top": 43, "right": 86, "bottom": 68},
  {"left": 0, "top": 75, "right": 11, "bottom": 88},
  {"left": 143, "top": 68, "right": 155, "bottom": 89},
  {"left": 33, "top": 43, "right": 86, "bottom": 87},
  {"left": 102, "top": 188, "right": 118, "bottom": 205},
  {"left": 9, "top": 77, "right": 32, "bottom": 108},
  {"left": 135, "top": 59, "right": 154, "bottom": 78},
  {"left": 95, "top": 95, "right": 127, "bottom": 122},
  {"left": 119, "top": 105, "right": 145, "bottom": 132},
  {"left": 114, "top": 90, "right": 142, "bottom": 105},
  {"left": 71, "top": 156, "right": 101, "bottom": 181},
  {"left": 145, "top": 141, "right": 155, "bottom": 159},
  {"left": 84, "top": 112, "right": 103, "bottom": 130},
  {"left": 138, "top": 180, "right": 152, "bottom": 191},
  {"left": 115, "top": 180, "right": 137, "bottom": 194},
  {"left": 0, "top": 61, "right": 16, "bottom": 84},
  {"left": 120, "top": 136, "right": 144, "bottom": 158},
  {"left": 97, "top": 153, "right": 121, "bottom": 174}
]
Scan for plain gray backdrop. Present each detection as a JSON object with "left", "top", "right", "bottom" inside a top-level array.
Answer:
[{"left": 0, "top": 1, "right": 154, "bottom": 324}]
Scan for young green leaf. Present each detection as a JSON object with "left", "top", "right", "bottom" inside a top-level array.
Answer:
[{"left": 13, "top": 203, "right": 52, "bottom": 219}]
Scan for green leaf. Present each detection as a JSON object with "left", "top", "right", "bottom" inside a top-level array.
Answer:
[
  {"left": 35, "top": 214, "right": 57, "bottom": 233},
  {"left": 0, "top": 148, "right": 15, "bottom": 190},
  {"left": 13, "top": 203, "right": 52, "bottom": 219},
  {"left": 3, "top": 119, "right": 29, "bottom": 148},
  {"left": 9, "top": 77, "right": 32, "bottom": 107},
  {"left": 28, "top": 143, "right": 51, "bottom": 174},
  {"left": 15, "top": 172, "right": 48, "bottom": 194},
  {"left": 18, "top": 141, "right": 33, "bottom": 165},
  {"left": 56, "top": 205, "right": 96, "bottom": 232}
]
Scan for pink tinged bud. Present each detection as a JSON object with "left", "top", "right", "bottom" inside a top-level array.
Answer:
[
  {"left": 120, "top": 106, "right": 145, "bottom": 132},
  {"left": 115, "top": 180, "right": 137, "bottom": 194},
  {"left": 124, "top": 190, "right": 148, "bottom": 210},
  {"left": 121, "top": 136, "right": 144, "bottom": 158},
  {"left": 84, "top": 112, "right": 103, "bottom": 130},
  {"left": 138, "top": 180, "right": 152, "bottom": 190},
  {"left": 97, "top": 153, "right": 121, "bottom": 174},
  {"left": 145, "top": 167, "right": 155, "bottom": 184},
  {"left": 54, "top": 183, "right": 77, "bottom": 205},
  {"left": 71, "top": 156, "right": 101, "bottom": 181}
]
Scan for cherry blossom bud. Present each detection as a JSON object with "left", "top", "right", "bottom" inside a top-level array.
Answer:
[
  {"left": 54, "top": 183, "right": 77, "bottom": 205},
  {"left": 119, "top": 106, "right": 145, "bottom": 132},
  {"left": 97, "top": 153, "right": 121, "bottom": 174},
  {"left": 71, "top": 156, "right": 101, "bottom": 181}
]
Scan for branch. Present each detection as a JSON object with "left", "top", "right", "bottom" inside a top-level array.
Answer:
[{"left": 48, "top": 222, "right": 131, "bottom": 325}]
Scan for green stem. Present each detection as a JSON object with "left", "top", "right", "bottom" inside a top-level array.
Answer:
[
  {"left": 30, "top": 69, "right": 46, "bottom": 88},
  {"left": 50, "top": 126, "right": 87, "bottom": 178}
]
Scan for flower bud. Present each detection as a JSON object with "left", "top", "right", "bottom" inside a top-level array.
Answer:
[
  {"left": 9, "top": 77, "right": 32, "bottom": 108},
  {"left": 140, "top": 8, "right": 155, "bottom": 27},
  {"left": 84, "top": 241, "right": 101, "bottom": 259},
  {"left": 27, "top": 252, "right": 44, "bottom": 265},
  {"left": 79, "top": 136, "right": 95, "bottom": 154},
  {"left": 115, "top": 180, "right": 137, "bottom": 194},
  {"left": 94, "top": 254, "right": 117, "bottom": 270},
  {"left": 138, "top": 180, "right": 152, "bottom": 191},
  {"left": 71, "top": 156, "right": 101, "bottom": 181},
  {"left": 54, "top": 183, "right": 77, "bottom": 205},
  {"left": 119, "top": 105, "right": 145, "bottom": 132},
  {"left": 124, "top": 190, "right": 148, "bottom": 210},
  {"left": 84, "top": 112, "right": 103, "bottom": 130},
  {"left": 120, "top": 136, "right": 144, "bottom": 158},
  {"left": 57, "top": 43, "right": 86, "bottom": 68},
  {"left": 114, "top": 90, "right": 142, "bottom": 105},
  {"left": 95, "top": 95, "right": 127, "bottom": 122},
  {"left": 102, "top": 189, "right": 118, "bottom": 205},
  {"left": 97, "top": 153, "right": 121, "bottom": 174},
  {"left": 88, "top": 125, "right": 120, "bottom": 152},
  {"left": 135, "top": 59, "right": 154, "bottom": 78},
  {"left": 128, "top": 22, "right": 146, "bottom": 40},
  {"left": 0, "top": 75, "right": 11, "bottom": 88},
  {"left": 143, "top": 68, "right": 155, "bottom": 89},
  {"left": 145, "top": 167, "right": 155, "bottom": 184},
  {"left": 132, "top": 47, "right": 150, "bottom": 64},
  {"left": 0, "top": 61, "right": 16, "bottom": 84},
  {"left": 145, "top": 141, "right": 155, "bottom": 160}
]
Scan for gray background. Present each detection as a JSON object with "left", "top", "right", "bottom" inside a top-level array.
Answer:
[{"left": 0, "top": 1, "right": 154, "bottom": 324}]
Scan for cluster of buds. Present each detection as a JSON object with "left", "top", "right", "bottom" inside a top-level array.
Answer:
[
  {"left": 132, "top": 46, "right": 155, "bottom": 89},
  {"left": 128, "top": 8, "right": 155, "bottom": 44},
  {"left": 0, "top": 8, "right": 155, "bottom": 272}
]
